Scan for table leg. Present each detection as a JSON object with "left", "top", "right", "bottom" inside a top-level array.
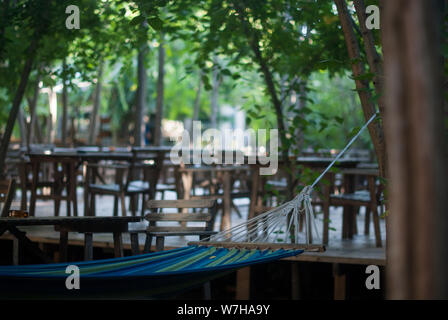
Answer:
[
  {"left": 29, "top": 162, "right": 39, "bottom": 217},
  {"left": 70, "top": 162, "right": 78, "bottom": 217},
  {"left": 84, "top": 232, "right": 93, "bottom": 261},
  {"left": 59, "top": 230, "right": 68, "bottom": 262},
  {"left": 248, "top": 165, "right": 260, "bottom": 220},
  {"left": 342, "top": 175, "right": 355, "bottom": 239},
  {"left": 113, "top": 232, "right": 124, "bottom": 257},
  {"left": 12, "top": 238, "right": 19, "bottom": 265},
  {"left": 221, "top": 171, "right": 231, "bottom": 231},
  {"left": 130, "top": 232, "right": 140, "bottom": 255}
]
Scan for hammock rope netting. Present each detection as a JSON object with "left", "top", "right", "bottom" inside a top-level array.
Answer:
[{"left": 0, "top": 113, "right": 377, "bottom": 298}]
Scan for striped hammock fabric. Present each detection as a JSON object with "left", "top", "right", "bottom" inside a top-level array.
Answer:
[{"left": 0, "top": 245, "right": 303, "bottom": 298}]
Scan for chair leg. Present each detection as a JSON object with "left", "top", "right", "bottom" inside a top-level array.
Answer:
[
  {"left": 84, "top": 232, "right": 93, "bottom": 261},
  {"left": 89, "top": 192, "right": 96, "bottom": 217},
  {"left": 371, "top": 204, "right": 382, "bottom": 247},
  {"left": 130, "top": 232, "right": 140, "bottom": 255},
  {"left": 113, "top": 232, "right": 124, "bottom": 258},
  {"left": 323, "top": 201, "right": 330, "bottom": 245},
  {"left": 364, "top": 206, "right": 371, "bottom": 235},
  {"left": 143, "top": 234, "right": 153, "bottom": 253},
  {"left": 155, "top": 236, "right": 164, "bottom": 251},
  {"left": 113, "top": 196, "right": 118, "bottom": 217},
  {"left": 120, "top": 193, "right": 126, "bottom": 216}
]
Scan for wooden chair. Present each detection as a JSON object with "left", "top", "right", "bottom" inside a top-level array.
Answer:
[
  {"left": 129, "top": 199, "right": 218, "bottom": 253},
  {"left": 1, "top": 179, "right": 17, "bottom": 217},
  {"left": 85, "top": 148, "right": 164, "bottom": 216},
  {"left": 322, "top": 169, "right": 383, "bottom": 247}
]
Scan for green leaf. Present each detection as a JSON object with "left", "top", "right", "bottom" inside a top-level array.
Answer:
[
  {"left": 148, "top": 17, "right": 163, "bottom": 31},
  {"left": 130, "top": 15, "right": 145, "bottom": 26}
]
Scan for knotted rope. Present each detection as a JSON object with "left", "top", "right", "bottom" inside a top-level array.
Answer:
[{"left": 202, "top": 113, "right": 378, "bottom": 245}]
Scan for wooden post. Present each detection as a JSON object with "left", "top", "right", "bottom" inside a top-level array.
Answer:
[
  {"left": 333, "top": 263, "right": 346, "bottom": 300},
  {"left": 113, "top": 232, "right": 124, "bottom": 258},
  {"left": 382, "top": 0, "right": 448, "bottom": 299},
  {"left": 59, "top": 230, "right": 68, "bottom": 262},
  {"left": 84, "top": 232, "right": 93, "bottom": 261},
  {"left": 236, "top": 267, "right": 251, "bottom": 300}
]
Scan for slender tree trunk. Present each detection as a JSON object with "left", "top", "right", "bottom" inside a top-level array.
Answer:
[
  {"left": 382, "top": 0, "right": 448, "bottom": 299},
  {"left": 135, "top": 47, "right": 147, "bottom": 147},
  {"left": 27, "top": 73, "right": 41, "bottom": 150},
  {"left": 0, "top": 0, "right": 10, "bottom": 59},
  {"left": 190, "top": 70, "right": 203, "bottom": 135},
  {"left": 210, "top": 60, "right": 220, "bottom": 129},
  {"left": 88, "top": 63, "right": 103, "bottom": 145},
  {"left": 354, "top": 0, "right": 388, "bottom": 176},
  {"left": 61, "top": 59, "right": 68, "bottom": 146},
  {"left": 334, "top": 0, "right": 387, "bottom": 179},
  {"left": 232, "top": 1, "right": 293, "bottom": 198},
  {"left": 18, "top": 108, "right": 27, "bottom": 147},
  {"left": 0, "top": 38, "right": 37, "bottom": 178},
  {"left": 154, "top": 38, "right": 165, "bottom": 146},
  {"left": 232, "top": 2, "right": 290, "bottom": 160}
]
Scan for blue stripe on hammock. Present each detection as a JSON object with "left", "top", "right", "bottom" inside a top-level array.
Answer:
[{"left": 0, "top": 245, "right": 303, "bottom": 279}]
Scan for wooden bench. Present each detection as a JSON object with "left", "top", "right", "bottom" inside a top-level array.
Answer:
[
  {"left": 0, "top": 216, "right": 141, "bottom": 264},
  {"left": 130, "top": 199, "right": 218, "bottom": 253}
]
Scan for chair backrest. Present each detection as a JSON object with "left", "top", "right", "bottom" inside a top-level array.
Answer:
[
  {"left": 0, "top": 179, "right": 16, "bottom": 217},
  {"left": 129, "top": 148, "right": 166, "bottom": 197},
  {"left": 144, "top": 199, "right": 217, "bottom": 233}
]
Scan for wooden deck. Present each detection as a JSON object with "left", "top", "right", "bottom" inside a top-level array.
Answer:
[{"left": 1, "top": 188, "right": 386, "bottom": 266}]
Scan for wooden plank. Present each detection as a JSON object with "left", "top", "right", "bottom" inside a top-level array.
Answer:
[
  {"left": 145, "top": 213, "right": 211, "bottom": 222},
  {"left": 146, "top": 199, "right": 216, "bottom": 209},
  {"left": 149, "top": 231, "right": 216, "bottom": 237},
  {"left": 187, "top": 241, "right": 326, "bottom": 252},
  {"left": 55, "top": 223, "right": 128, "bottom": 233},
  {"left": 147, "top": 226, "right": 208, "bottom": 233}
]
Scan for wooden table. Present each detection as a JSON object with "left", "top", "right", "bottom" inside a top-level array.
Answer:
[
  {"left": 25, "top": 147, "right": 172, "bottom": 216},
  {"left": 248, "top": 157, "right": 369, "bottom": 220},
  {"left": 0, "top": 216, "right": 141, "bottom": 263}
]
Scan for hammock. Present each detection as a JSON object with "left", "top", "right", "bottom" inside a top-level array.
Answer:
[
  {"left": 0, "top": 245, "right": 302, "bottom": 298},
  {"left": 0, "top": 113, "right": 377, "bottom": 298}
]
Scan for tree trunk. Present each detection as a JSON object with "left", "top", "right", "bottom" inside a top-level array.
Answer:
[
  {"left": 154, "top": 38, "right": 165, "bottom": 146},
  {"left": 0, "top": 38, "right": 37, "bottom": 178},
  {"left": 190, "top": 70, "right": 203, "bottom": 135},
  {"left": 334, "top": 0, "right": 387, "bottom": 179},
  {"left": 27, "top": 73, "right": 41, "bottom": 150},
  {"left": 210, "top": 60, "right": 220, "bottom": 129},
  {"left": 232, "top": 2, "right": 290, "bottom": 160},
  {"left": 382, "top": 0, "right": 448, "bottom": 299},
  {"left": 135, "top": 47, "right": 147, "bottom": 147},
  {"left": 61, "top": 59, "right": 68, "bottom": 146},
  {"left": 88, "top": 63, "right": 103, "bottom": 145},
  {"left": 0, "top": 0, "right": 10, "bottom": 59}
]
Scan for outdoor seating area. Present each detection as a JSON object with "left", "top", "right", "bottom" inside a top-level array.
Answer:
[{"left": 0, "top": 0, "right": 446, "bottom": 303}]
